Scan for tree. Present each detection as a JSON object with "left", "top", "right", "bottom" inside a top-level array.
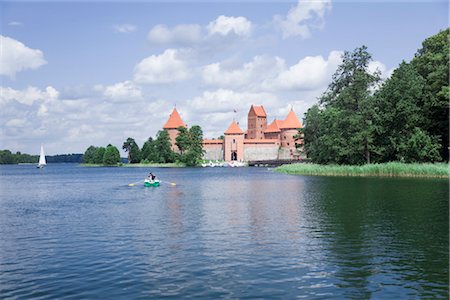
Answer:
[
  {"left": 103, "top": 144, "right": 120, "bottom": 165},
  {"left": 93, "top": 147, "right": 106, "bottom": 164},
  {"left": 371, "top": 61, "right": 442, "bottom": 162},
  {"left": 411, "top": 28, "right": 449, "bottom": 161},
  {"left": 122, "top": 137, "right": 141, "bottom": 164},
  {"left": 141, "top": 137, "right": 159, "bottom": 162},
  {"left": 83, "top": 145, "right": 97, "bottom": 164},
  {"left": 184, "top": 125, "right": 205, "bottom": 166},
  {"left": 154, "top": 130, "right": 175, "bottom": 163},
  {"left": 304, "top": 46, "right": 380, "bottom": 164},
  {"left": 175, "top": 126, "right": 190, "bottom": 155}
]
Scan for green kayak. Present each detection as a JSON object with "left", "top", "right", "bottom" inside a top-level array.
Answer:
[{"left": 144, "top": 179, "right": 160, "bottom": 187}]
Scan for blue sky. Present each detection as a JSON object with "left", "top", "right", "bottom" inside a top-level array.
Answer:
[{"left": 1, "top": 0, "right": 447, "bottom": 155}]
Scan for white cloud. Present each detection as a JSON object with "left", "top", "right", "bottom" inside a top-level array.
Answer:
[
  {"left": 113, "top": 24, "right": 137, "bottom": 33},
  {"left": 0, "top": 35, "right": 47, "bottom": 78},
  {"left": 274, "top": 0, "right": 332, "bottom": 39},
  {"left": 368, "top": 60, "right": 393, "bottom": 79},
  {"left": 207, "top": 15, "right": 252, "bottom": 36},
  {"left": 202, "top": 55, "right": 285, "bottom": 90},
  {"left": 201, "top": 51, "right": 343, "bottom": 92},
  {"left": 94, "top": 80, "right": 143, "bottom": 101},
  {"left": 146, "top": 15, "right": 252, "bottom": 50},
  {"left": 270, "top": 50, "right": 342, "bottom": 90},
  {"left": 188, "top": 88, "right": 278, "bottom": 114},
  {"left": 148, "top": 24, "right": 202, "bottom": 45},
  {"left": 0, "top": 86, "right": 58, "bottom": 106},
  {"left": 133, "top": 49, "right": 191, "bottom": 84},
  {"left": 8, "top": 21, "right": 23, "bottom": 26}
]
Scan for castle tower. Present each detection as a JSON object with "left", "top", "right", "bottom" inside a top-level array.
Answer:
[
  {"left": 247, "top": 105, "right": 267, "bottom": 140},
  {"left": 280, "top": 108, "right": 303, "bottom": 148},
  {"left": 224, "top": 120, "right": 244, "bottom": 161},
  {"left": 163, "top": 108, "right": 187, "bottom": 152}
]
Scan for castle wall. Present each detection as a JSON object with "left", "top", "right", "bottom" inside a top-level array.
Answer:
[
  {"left": 243, "top": 140, "right": 279, "bottom": 161},
  {"left": 202, "top": 141, "right": 224, "bottom": 160},
  {"left": 224, "top": 134, "right": 244, "bottom": 161},
  {"left": 166, "top": 128, "right": 180, "bottom": 153}
]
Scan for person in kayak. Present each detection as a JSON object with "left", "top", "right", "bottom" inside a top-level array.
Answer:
[{"left": 148, "top": 172, "right": 156, "bottom": 181}]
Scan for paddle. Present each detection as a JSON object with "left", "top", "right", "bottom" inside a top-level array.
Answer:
[
  {"left": 160, "top": 180, "right": 177, "bottom": 186},
  {"left": 128, "top": 180, "right": 142, "bottom": 187}
]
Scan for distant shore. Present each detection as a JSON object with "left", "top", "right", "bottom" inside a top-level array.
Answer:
[
  {"left": 275, "top": 162, "right": 449, "bottom": 178},
  {"left": 79, "top": 162, "right": 186, "bottom": 168}
]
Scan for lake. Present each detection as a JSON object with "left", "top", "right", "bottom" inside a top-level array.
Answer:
[{"left": 0, "top": 164, "right": 448, "bottom": 299}]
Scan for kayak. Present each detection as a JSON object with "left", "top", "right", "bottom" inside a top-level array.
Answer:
[{"left": 144, "top": 179, "right": 160, "bottom": 187}]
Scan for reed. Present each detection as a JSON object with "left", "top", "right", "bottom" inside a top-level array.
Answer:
[{"left": 275, "top": 162, "right": 449, "bottom": 178}]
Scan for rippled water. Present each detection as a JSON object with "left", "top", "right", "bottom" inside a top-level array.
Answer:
[{"left": 0, "top": 164, "right": 448, "bottom": 299}]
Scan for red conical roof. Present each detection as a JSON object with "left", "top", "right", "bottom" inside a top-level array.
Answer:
[
  {"left": 224, "top": 120, "right": 244, "bottom": 135},
  {"left": 250, "top": 105, "right": 267, "bottom": 117},
  {"left": 163, "top": 108, "right": 186, "bottom": 129},
  {"left": 280, "top": 109, "right": 302, "bottom": 129},
  {"left": 264, "top": 119, "right": 283, "bottom": 133}
]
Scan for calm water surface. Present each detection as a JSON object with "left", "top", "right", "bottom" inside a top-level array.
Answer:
[{"left": 0, "top": 164, "right": 448, "bottom": 299}]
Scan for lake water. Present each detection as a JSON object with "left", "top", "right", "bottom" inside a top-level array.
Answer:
[{"left": 0, "top": 164, "right": 448, "bottom": 299}]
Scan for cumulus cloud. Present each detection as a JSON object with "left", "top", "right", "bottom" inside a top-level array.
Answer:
[
  {"left": 274, "top": 0, "right": 331, "bottom": 39},
  {"left": 0, "top": 35, "right": 47, "bottom": 78},
  {"left": 147, "top": 15, "right": 252, "bottom": 49},
  {"left": 148, "top": 24, "right": 202, "bottom": 45},
  {"left": 207, "top": 15, "right": 252, "bottom": 36},
  {"left": 270, "top": 50, "right": 342, "bottom": 90},
  {"left": 201, "top": 50, "right": 343, "bottom": 92},
  {"left": 0, "top": 86, "right": 58, "bottom": 106},
  {"left": 133, "top": 49, "right": 191, "bottom": 84},
  {"left": 113, "top": 24, "right": 137, "bottom": 33},
  {"left": 202, "top": 55, "right": 285, "bottom": 90},
  {"left": 94, "top": 80, "right": 143, "bottom": 101}
]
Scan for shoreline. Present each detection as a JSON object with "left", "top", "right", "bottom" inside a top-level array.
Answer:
[
  {"left": 275, "top": 162, "right": 449, "bottom": 178},
  {"left": 79, "top": 163, "right": 186, "bottom": 168}
]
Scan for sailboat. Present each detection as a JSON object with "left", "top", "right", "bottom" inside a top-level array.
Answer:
[{"left": 37, "top": 145, "right": 46, "bottom": 168}]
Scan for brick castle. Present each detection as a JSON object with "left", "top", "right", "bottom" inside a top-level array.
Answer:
[{"left": 163, "top": 105, "right": 304, "bottom": 162}]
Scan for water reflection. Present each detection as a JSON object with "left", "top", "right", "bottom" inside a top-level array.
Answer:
[{"left": 302, "top": 176, "right": 449, "bottom": 298}]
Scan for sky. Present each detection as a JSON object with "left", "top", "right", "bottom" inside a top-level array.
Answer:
[{"left": 1, "top": 0, "right": 447, "bottom": 155}]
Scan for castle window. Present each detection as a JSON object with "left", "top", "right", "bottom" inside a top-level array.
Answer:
[
  {"left": 233, "top": 139, "right": 235, "bottom": 144},
  {"left": 287, "top": 143, "right": 290, "bottom": 146}
]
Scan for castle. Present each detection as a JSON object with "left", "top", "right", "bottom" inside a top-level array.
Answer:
[{"left": 163, "top": 105, "right": 304, "bottom": 162}]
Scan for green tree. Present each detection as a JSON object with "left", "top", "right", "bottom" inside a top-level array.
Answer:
[
  {"left": 93, "top": 147, "right": 106, "bottom": 164},
  {"left": 83, "top": 145, "right": 97, "bottom": 163},
  {"left": 141, "top": 137, "right": 159, "bottom": 162},
  {"left": 304, "top": 46, "right": 380, "bottom": 164},
  {"left": 129, "top": 142, "right": 141, "bottom": 163},
  {"left": 0, "top": 150, "right": 15, "bottom": 164},
  {"left": 371, "top": 61, "right": 441, "bottom": 162},
  {"left": 103, "top": 144, "right": 120, "bottom": 165},
  {"left": 411, "top": 28, "right": 449, "bottom": 161},
  {"left": 175, "top": 126, "right": 190, "bottom": 155},
  {"left": 122, "top": 137, "right": 141, "bottom": 164},
  {"left": 185, "top": 125, "right": 205, "bottom": 166},
  {"left": 154, "top": 130, "right": 175, "bottom": 163}
]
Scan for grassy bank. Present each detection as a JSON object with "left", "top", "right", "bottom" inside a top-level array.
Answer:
[
  {"left": 80, "top": 162, "right": 185, "bottom": 168},
  {"left": 121, "top": 162, "right": 186, "bottom": 168},
  {"left": 275, "top": 162, "right": 449, "bottom": 178}
]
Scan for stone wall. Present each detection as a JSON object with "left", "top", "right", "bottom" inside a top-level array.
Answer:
[
  {"left": 244, "top": 144, "right": 279, "bottom": 161},
  {"left": 203, "top": 143, "right": 224, "bottom": 161}
]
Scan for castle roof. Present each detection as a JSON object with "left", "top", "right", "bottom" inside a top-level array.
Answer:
[
  {"left": 280, "top": 109, "right": 302, "bottom": 129},
  {"left": 163, "top": 108, "right": 186, "bottom": 129},
  {"left": 250, "top": 105, "right": 267, "bottom": 117},
  {"left": 264, "top": 119, "right": 283, "bottom": 133},
  {"left": 224, "top": 120, "right": 244, "bottom": 135}
]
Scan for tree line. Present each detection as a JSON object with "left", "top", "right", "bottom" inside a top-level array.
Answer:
[
  {"left": 83, "top": 125, "right": 205, "bottom": 166},
  {"left": 0, "top": 150, "right": 83, "bottom": 164},
  {"left": 301, "top": 29, "right": 448, "bottom": 165}
]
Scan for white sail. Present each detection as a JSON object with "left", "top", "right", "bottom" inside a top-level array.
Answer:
[{"left": 38, "top": 145, "right": 46, "bottom": 167}]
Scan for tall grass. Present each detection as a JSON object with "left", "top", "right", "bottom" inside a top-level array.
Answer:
[{"left": 275, "top": 162, "right": 449, "bottom": 178}]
